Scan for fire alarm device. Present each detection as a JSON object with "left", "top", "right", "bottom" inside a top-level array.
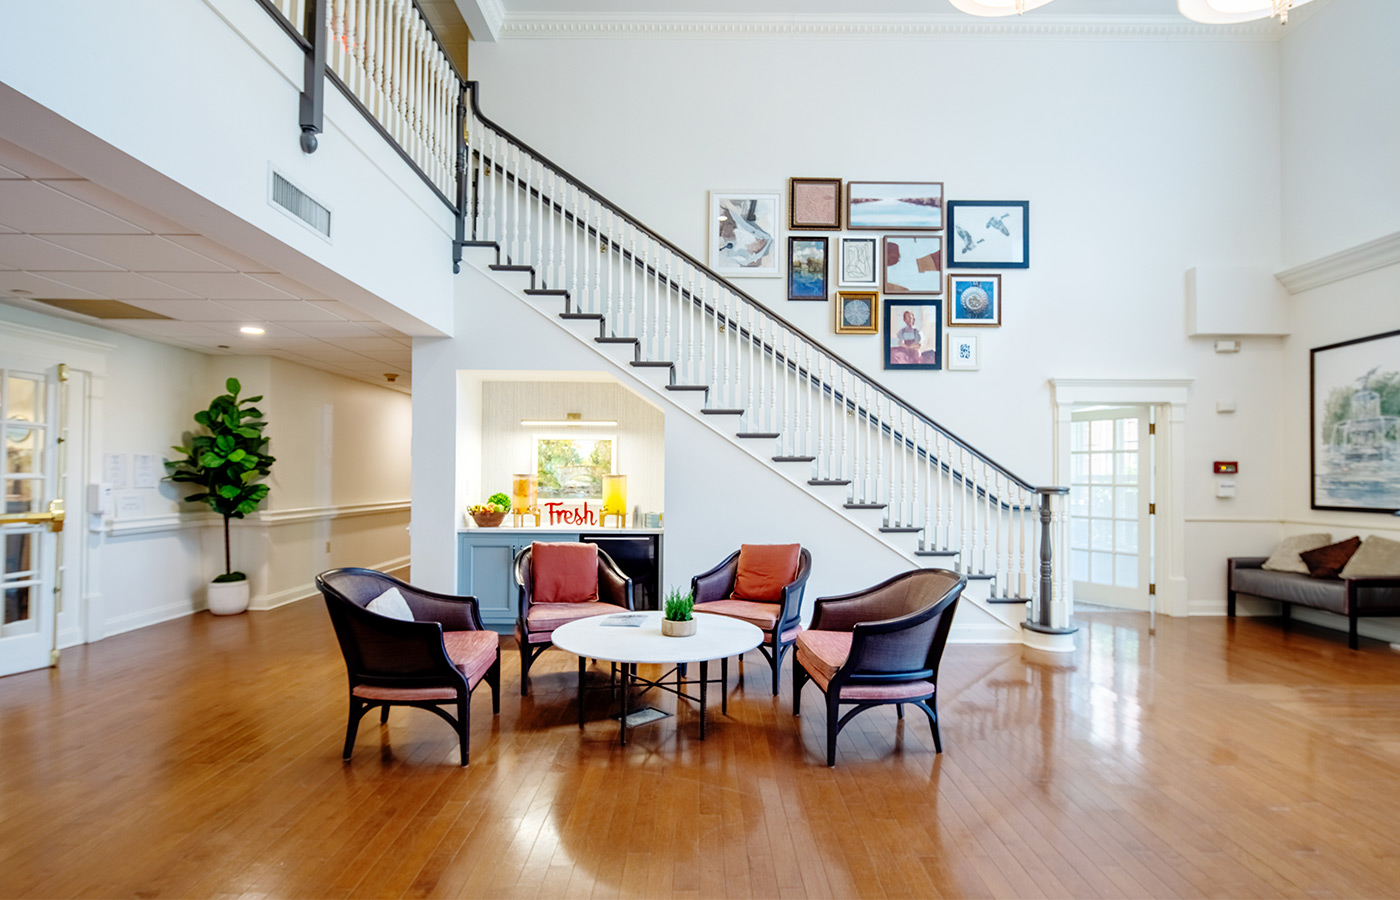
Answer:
[{"left": 1214, "top": 461, "right": 1238, "bottom": 474}]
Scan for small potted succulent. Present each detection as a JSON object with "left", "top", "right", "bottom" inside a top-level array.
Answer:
[
  {"left": 467, "top": 492, "right": 511, "bottom": 527},
  {"left": 661, "top": 587, "right": 696, "bottom": 637}
]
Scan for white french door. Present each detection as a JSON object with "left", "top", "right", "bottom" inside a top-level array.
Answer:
[{"left": 1069, "top": 406, "right": 1153, "bottom": 611}]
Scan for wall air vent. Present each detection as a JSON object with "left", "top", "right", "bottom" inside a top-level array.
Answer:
[{"left": 268, "top": 167, "right": 332, "bottom": 241}]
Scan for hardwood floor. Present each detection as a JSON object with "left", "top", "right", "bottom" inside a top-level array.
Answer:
[{"left": 3, "top": 601, "right": 1400, "bottom": 899}]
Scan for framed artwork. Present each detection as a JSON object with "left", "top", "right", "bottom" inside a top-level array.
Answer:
[
  {"left": 847, "top": 181, "right": 943, "bottom": 231},
  {"left": 838, "top": 237, "right": 879, "bottom": 288},
  {"left": 947, "top": 333, "right": 980, "bottom": 371},
  {"left": 789, "top": 178, "right": 842, "bottom": 230},
  {"left": 882, "top": 234, "right": 943, "bottom": 294},
  {"left": 835, "top": 291, "right": 879, "bottom": 335},
  {"left": 947, "top": 274, "right": 1002, "bottom": 327},
  {"left": 947, "top": 200, "right": 1029, "bottom": 268},
  {"left": 709, "top": 191, "right": 781, "bottom": 277},
  {"left": 787, "top": 236, "right": 829, "bottom": 301},
  {"left": 1310, "top": 329, "right": 1400, "bottom": 512},
  {"left": 535, "top": 435, "right": 615, "bottom": 500},
  {"left": 884, "top": 298, "right": 942, "bottom": 370}
]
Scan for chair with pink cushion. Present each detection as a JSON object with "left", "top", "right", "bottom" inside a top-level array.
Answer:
[
  {"left": 793, "top": 568, "right": 965, "bottom": 766},
  {"left": 514, "top": 542, "right": 635, "bottom": 696},
  {"left": 691, "top": 544, "right": 812, "bottom": 696},
  {"left": 317, "top": 567, "right": 501, "bottom": 767}
]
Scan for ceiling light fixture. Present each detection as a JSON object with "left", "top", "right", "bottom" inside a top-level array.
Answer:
[
  {"left": 1178, "top": 0, "right": 1313, "bottom": 24},
  {"left": 948, "top": 0, "right": 1055, "bottom": 16},
  {"left": 240, "top": 325, "right": 266, "bottom": 335},
  {"left": 520, "top": 413, "right": 617, "bottom": 427}
]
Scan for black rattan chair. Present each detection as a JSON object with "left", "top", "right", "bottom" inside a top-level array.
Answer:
[{"left": 691, "top": 547, "right": 812, "bottom": 695}]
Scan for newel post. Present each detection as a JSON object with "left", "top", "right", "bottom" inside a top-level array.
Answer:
[
  {"left": 1023, "top": 486, "right": 1076, "bottom": 652},
  {"left": 452, "top": 81, "right": 469, "bottom": 273},
  {"left": 299, "top": 0, "right": 327, "bottom": 153}
]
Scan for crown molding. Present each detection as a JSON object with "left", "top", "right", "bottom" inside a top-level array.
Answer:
[
  {"left": 498, "top": 12, "right": 1282, "bottom": 41},
  {"left": 1275, "top": 230, "right": 1400, "bottom": 295}
]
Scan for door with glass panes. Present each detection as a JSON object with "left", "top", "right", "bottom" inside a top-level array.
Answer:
[
  {"left": 1, "top": 367, "right": 59, "bottom": 676},
  {"left": 1070, "top": 406, "right": 1153, "bottom": 610}
]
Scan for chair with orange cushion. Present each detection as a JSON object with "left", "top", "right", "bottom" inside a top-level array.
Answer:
[
  {"left": 514, "top": 541, "right": 635, "bottom": 696},
  {"left": 317, "top": 567, "right": 501, "bottom": 766},
  {"left": 690, "top": 543, "right": 812, "bottom": 696},
  {"left": 792, "top": 568, "right": 965, "bottom": 766}
]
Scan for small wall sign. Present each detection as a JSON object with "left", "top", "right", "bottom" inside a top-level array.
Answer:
[{"left": 1213, "top": 461, "right": 1238, "bottom": 474}]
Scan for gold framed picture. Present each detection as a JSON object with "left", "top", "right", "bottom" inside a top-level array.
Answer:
[{"left": 835, "top": 291, "right": 880, "bottom": 335}]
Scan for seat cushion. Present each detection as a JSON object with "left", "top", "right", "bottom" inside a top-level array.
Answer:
[
  {"left": 526, "top": 601, "right": 628, "bottom": 634},
  {"left": 732, "top": 543, "right": 801, "bottom": 602},
  {"left": 352, "top": 684, "right": 457, "bottom": 701},
  {"left": 796, "top": 630, "right": 934, "bottom": 700},
  {"left": 532, "top": 542, "right": 599, "bottom": 603},
  {"left": 1232, "top": 568, "right": 1348, "bottom": 614},
  {"left": 700, "top": 598, "right": 781, "bottom": 631},
  {"left": 444, "top": 630, "right": 500, "bottom": 688}
]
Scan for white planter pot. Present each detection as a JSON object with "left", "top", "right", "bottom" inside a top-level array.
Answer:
[
  {"left": 207, "top": 579, "right": 250, "bottom": 615},
  {"left": 661, "top": 617, "right": 696, "bottom": 637}
]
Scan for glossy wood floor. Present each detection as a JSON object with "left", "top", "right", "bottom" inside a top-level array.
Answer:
[{"left": 4, "top": 602, "right": 1400, "bottom": 899}]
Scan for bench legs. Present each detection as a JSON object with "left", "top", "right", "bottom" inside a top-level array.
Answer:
[{"left": 1350, "top": 610, "right": 1360, "bottom": 650}]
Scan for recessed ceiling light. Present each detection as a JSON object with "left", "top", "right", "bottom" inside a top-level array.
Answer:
[
  {"left": 10, "top": 289, "right": 32, "bottom": 295},
  {"left": 240, "top": 325, "right": 265, "bottom": 335}
]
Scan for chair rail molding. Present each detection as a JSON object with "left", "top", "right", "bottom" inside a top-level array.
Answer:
[
  {"left": 1275, "top": 229, "right": 1400, "bottom": 294},
  {"left": 105, "top": 501, "right": 410, "bottom": 535},
  {"left": 1050, "top": 378, "right": 1193, "bottom": 618}
]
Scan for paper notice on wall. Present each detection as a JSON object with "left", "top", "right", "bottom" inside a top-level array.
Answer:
[
  {"left": 103, "top": 453, "right": 127, "bottom": 489},
  {"left": 132, "top": 453, "right": 160, "bottom": 489},
  {"left": 116, "top": 495, "right": 144, "bottom": 518}
]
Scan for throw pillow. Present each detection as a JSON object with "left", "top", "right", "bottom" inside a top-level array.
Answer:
[
  {"left": 1338, "top": 535, "right": 1400, "bottom": 579},
  {"left": 366, "top": 586, "right": 414, "bottom": 621},
  {"left": 532, "top": 541, "right": 599, "bottom": 603},
  {"left": 1299, "top": 536, "right": 1361, "bottom": 579},
  {"left": 732, "top": 543, "right": 801, "bottom": 603},
  {"left": 1261, "top": 533, "right": 1332, "bottom": 575}
]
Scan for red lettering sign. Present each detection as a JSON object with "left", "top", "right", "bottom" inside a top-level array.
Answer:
[{"left": 544, "top": 502, "right": 597, "bottom": 527}]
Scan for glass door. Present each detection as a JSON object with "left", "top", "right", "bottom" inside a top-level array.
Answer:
[
  {"left": 0, "top": 368, "right": 58, "bottom": 677},
  {"left": 1069, "top": 406, "right": 1151, "bottom": 611}
]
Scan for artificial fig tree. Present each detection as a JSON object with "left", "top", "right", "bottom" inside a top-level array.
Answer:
[{"left": 167, "top": 378, "right": 276, "bottom": 582}]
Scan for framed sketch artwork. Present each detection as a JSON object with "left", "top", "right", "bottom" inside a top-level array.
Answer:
[
  {"left": 884, "top": 298, "right": 942, "bottom": 370},
  {"left": 838, "top": 237, "right": 879, "bottom": 288},
  {"left": 709, "top": 191, "right": 781, "bottom": 277},
  {"left": 789, "top": 178, "right": 842, "bottom": 230},
  {"left": 947, "top": 334, "right": 980, "bottom": 371},
  {"left": 946, "top": 274, "right": 1001, "bottom": 327},
  {"left": 947, "top": 200, "right": 1029, "bottom": 269},
  {"left": 1311, "top": 329, "right": 1400, "bottom": 512},
  {"left": 882, "top": 235, "right": 943, "bottom": 294},
  {"left": 787, "top": 236, "right": 829, "bottom": 301},
  {"left": 835, "top": 291, "right": 879, "bottom": 335}
]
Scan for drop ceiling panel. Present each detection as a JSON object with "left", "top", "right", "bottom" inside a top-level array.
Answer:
[
  {"left": 308, "top": 299, "right": 378, "bottom": 321},
  {"left": 116, "top": 320, "right": 232, "bottom": 339},
  {"left": 39, "top": 234, "right": 234, "bottom": 272},
  {"left": 0, "top": 138, "right": 79, "bottom": 179},
  {"left": 43, "top": 181, "right": 197, "bottom": 235},
  {"left": 121, "top": 299, "right": 253, "bottom": 321},
  {"left": 247, "top": 272, "right": 331, "bottom": 299},
  {"left": 0, "top": 164, "right": 23, "bottom": 179},
  {"left": 0, "top": 181, "right": 147, "bottom": 234},
  {"left": 0, "top": 271, "right": 108, "bottom": 300},
  {"left": 146, "top": 271, "right": 298, "bottom": 300},
  {"left": 216, "top": 299, "right": 344, "bottom": 320},
  {"left": 314, "top": 336, "right": 408, "bottom": 353},
  {"left": 162, "top": 235, "right": 274, "bottom": 272},
  {"left": 281, "top": 320, "right": 381, "bottom": 338},
  {"left": 39, "top": 270, "right": 200, "bottom": 299},
  {"left": 0, "top": 234, "right": 121, "bottom": 271}
]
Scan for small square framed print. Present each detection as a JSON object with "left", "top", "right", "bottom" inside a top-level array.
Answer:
[
  {"left": 882, "top": 234, "right": 943, "bottom": 294},
  {"left": 835, "top": 291, "right": 879, "bottom": 335},
  {"left": 947, "top": 333, "right": 980, "bottom": 371},
  {"left": 789, "top": 178, "right": 842, "bottom": 230},
  {"left": 838, "top": 236, "right": 879, "bottom": 288},
  {"left": 947, "top": 200, "right": 1028, "bottom": 268},
  {"left": 787, "top": 236, "right": 829, "bottom": 301},
  {"left": 946, "top": 273, "right": 1001, "bottom": 327},
  {"left": 884, "top": 298, "right": 942, "bottom": 370}
]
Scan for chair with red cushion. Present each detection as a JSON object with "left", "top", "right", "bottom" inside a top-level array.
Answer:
[
  {"left": 317, "top": 567, "right": 501, "bottom": 767},
  {"left": 514, "top": 542, "right": 635, "bottom": 696},
  {"left": 690, "top": 544, "right": 812, "bottom": 696},
  {"left": 793, "top": 568, "right": 965, "bottom": 766}
]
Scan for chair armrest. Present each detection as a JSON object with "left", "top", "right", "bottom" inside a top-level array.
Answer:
[
  {"left": 775, "top": 549, "right": 813, "bottom": 630},
  {"left": 692, "top": 552, "right": 739, "bottom": 605},
  {"left": 599, "top": 553, "right": 635, "bottom": 611},
  {"left": 514, "top": 548, "right": 534, "bottom": 622}
]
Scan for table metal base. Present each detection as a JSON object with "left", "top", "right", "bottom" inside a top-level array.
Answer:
[{"left": 577, "top": 656, "right": 731, "bottom": 745}]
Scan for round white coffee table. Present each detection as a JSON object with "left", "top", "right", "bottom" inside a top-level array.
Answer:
[{"left": 551, "top": 611, "right": 763, "bottom": 744}]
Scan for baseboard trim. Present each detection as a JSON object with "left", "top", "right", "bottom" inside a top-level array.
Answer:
[
  {"left": 102, "top": 598, "right": 199, "bottom": 638},
  {"left": 250, "top": 555, "right": 412, "bottom": 610},
  {"left": 948, "top": 623, "right": 1022, "bottom": 645}
]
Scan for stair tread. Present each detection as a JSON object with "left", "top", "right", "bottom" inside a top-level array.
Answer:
[
  {"left": 459, "top": 240, "right": 499, "bottom": 248},
  {"left": 595, "top": 337, "right": 638, "bottom": 344},
  {"left": 559, "top": 313, "right": 603, "bottom": 320},
  {"left": 879, "top": 526, "right": 921, "bottom": 533},
  {"left": 809, "top": 479, "right": 851, "bottom": 486},
  {"left": 965, "top": 573, "right": 997, "bottom": 580},
  {"left": 987, "top": 597, "right": 1030, "bottom": 604},
  {"left": 844, "top": 502, "right": 886, "bottom": 509},
  {"left": 490, "top": 264, "right": 534, "bottom": 272},
  {"left": 665, "top": 384, "right": 709, "bottom": 392},
  {"left": 524, "top": 288, "right": 569, "bottom": 296},
  {"left": 774, "top": 456, "right": 816, "bottom": 462},
  {"left": 915, "top": 550, "right": 961, "bottom": 557},
  {"left": 700, "top": 408, "right": 744, "bottom": 415},
  {"left": 736, "top": 432, "right": 780, "bottom": 439},
  {"left": 630, "top": 361, "right": 675, "bottom": 368}
]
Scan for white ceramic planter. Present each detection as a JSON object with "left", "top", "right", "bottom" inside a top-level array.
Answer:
[
  {"left": 207, "top": 579, "right": 250, "bottom": 615},
  {"left": 661, "top": 617, "right": 696, "bottom": 637}
]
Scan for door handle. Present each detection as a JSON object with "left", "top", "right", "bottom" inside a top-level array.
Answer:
[{"left": 0, "top": 499, "right": 65, "bottom": 533}]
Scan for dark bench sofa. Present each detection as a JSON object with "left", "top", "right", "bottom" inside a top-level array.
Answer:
[{"left": 1227, "top": 557, "right": 1400, "bottom": 649}]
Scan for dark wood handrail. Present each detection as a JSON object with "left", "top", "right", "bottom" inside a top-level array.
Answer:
[{"left": 465, "top": 81, "right": 1060, "bottom": 495}]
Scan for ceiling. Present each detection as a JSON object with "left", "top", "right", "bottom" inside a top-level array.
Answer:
[
  {"left": 496, "top": 0, "right": 1181, "bottom": 17},
  {"left": 0, "top": 135, "right": 414, "bottom": 393}
]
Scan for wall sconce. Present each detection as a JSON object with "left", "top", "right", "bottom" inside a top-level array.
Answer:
[
  {"left": 601, "top": 474, "right": 628, "bottom": 528},
  {"left": 511, "top": 473, "right": 540, "bottom": 527}
]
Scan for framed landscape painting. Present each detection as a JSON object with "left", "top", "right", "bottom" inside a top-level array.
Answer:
[
  {"left": 838, "top": 236, "right": 879, "bottom": 288},
  {"left": 947, "top": 200, "right": 1029, "bottom": 269},
  {"left": 787, "top": 236, "right": 829, "bottom": 301},
  {"left": 882, "top": 234, "right": 943, "bottom": 294},
  {"left": 709, "top": 191, "right": 781, "bottom": 277},
  {"left": 884, "top": 298, "right": 942, "bottom": 370},
  {"left": 1311, "top": 329, "right": 1400, "bottom": 512},
  {"left": 947, "top": 273, "right": 1001, "bottom": 327},
  {"left": 847, "top": 181, "right": 943, "bottom": 231},
  {"left": 835, "top": 291, "right": 879, "bottom": 335},
  {"left": 789, "top": 178, "right": 842, "bottom": 230}
]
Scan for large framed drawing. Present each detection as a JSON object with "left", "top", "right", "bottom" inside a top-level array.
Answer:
[
  {"left": 947, "top": 200, "right": 1029, "bottom": 269},
  {"left": 847, "top": 181, "right": 943, "bottom": 231},
  {"left": 787, "top": 236, "right": 829, "bottom": 301},
  {"left": 709, "top": 191, "right": 781, "bottom": 277},
  {"left": 535, "top": 435, "right": 616, "bottom": 501},
  {"left": 1311, "top": 329, "right": 1400, "bottom": 513}
]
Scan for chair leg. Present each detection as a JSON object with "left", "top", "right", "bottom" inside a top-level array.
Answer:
[
  {"left": 457, "top": 695, "right": 471, "bottom": 767},
  {"left": 721, "top": 656, "right": 729, "bottom": 715},
  {"left": 520, "top": 638, "right": 531, "bottom": 696},
  {"left": 792, "top": 661, "right": 807, "bottom": 716},
  {"left": 487, "top": 652, "right": 502, "bottom": 715},
  {"left": 826, "top": 691, "right": 842, "bottom": 767},
  {"left": 917, "top": 698, "right": 942, "bottom": 753},
  {"left": 896, "top": 703, "right": 904, "bottom": 720},
  {"left": 343, "top": 697, "right": 370, "bottom": 761}
]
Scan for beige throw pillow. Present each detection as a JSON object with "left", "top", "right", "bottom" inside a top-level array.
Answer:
[
  {"left": 1338, "top": 535, "right": 1400, "bottom": 579},
  {"left": 1261, "top": 533, "right": 1332, "bottom": 574}
]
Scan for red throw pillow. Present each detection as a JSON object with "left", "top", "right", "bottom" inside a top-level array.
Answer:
[
  {"left": 731, "top": 544, "right": 801, "bottom": 602},
  {"left": 532, "top": 542, "right": 599, "bottom": 603},
  {"left": 1300, "top": 536, "right": 1362, "bottom": 580}
]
